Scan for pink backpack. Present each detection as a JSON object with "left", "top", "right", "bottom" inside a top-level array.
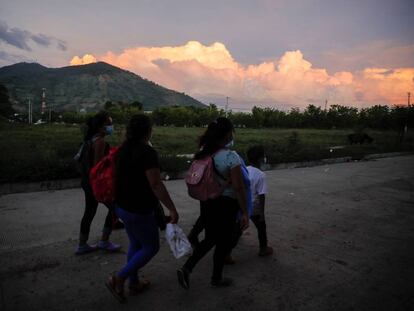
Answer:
[{"left": 185, "top": 153, "right": 227, "bottom": 201}]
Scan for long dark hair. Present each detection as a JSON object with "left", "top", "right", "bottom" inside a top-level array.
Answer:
[
  {"left": 84, "top": 110, "right": 110, "bottom": 141},
  {"left": 115, "top": 114, "right": 153, "bottom": 192},
  {"left": 194, "top": 117, "right": 234, "bottom": 159},
  {"left": 125, "top": 114, "right": 153, "bottom": 143}
]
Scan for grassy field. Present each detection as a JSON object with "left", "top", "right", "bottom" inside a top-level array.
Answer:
[{"left": 1, "top": 122, "right": 413, "bottom": 183}]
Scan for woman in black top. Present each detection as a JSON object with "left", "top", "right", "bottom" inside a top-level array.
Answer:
[{"left": 105, "top": 114, "right": 179, "bottom": 303}]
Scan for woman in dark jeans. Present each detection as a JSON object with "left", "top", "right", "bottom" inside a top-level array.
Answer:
[
  {"left": 76, "top": 111, "right": 121, "bottom": 255},
  {"left": 106, "top": 114, "right": 179, "bottom": 303},
  {"left": 177, "top": 117, "right": 249, "bottom": 289}
]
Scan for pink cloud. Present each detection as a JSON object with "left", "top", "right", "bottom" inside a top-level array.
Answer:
[
  {"left": 70, "top": 41, "right": 414, "bottom": 109},
  {"left": 70, "top": 54, "right": 96, "bottom": 65}
]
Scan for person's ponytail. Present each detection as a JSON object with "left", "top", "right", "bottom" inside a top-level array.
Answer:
[{"left": 195, "top": 117, "right": 234, "bottom": 159}]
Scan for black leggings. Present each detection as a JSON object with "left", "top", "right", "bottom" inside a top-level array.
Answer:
[
  {"left": 250, "top": 215, "right": 268, "bottom": 249},
  {"left": 190, "top": 210, "right": 269, "bottom": 252},
  {"left": 80, "top": 180, "right": 113, "bottom": 241},
  {"left": 184, "top": 196, "right": 238, "bottom": 281}
]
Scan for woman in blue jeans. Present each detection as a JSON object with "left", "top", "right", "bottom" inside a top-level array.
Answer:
[{"left": 105, "top": 114, "right": 179, "bottom": 303}]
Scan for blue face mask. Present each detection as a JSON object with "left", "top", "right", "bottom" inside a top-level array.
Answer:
[
  {"left": 225, "top": 139, "right": 234, "bottom": 148},
  {"left": 105, "top": 125, "right": 114, "bottom": 135}
]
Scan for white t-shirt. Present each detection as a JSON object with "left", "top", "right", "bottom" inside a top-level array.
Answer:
[{"left": 247, "top": 166, "right": 267, "bottom": 215}]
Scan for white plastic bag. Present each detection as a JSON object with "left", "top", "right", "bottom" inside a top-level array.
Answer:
[{"left": 165, "top": 223, "right": 193, "bottom": 259}]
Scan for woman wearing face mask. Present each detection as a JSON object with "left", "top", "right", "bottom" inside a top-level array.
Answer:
[
  {"left": 75, "top": 111, "right": 121, "bottom": 254},
  {"left": 177, "top": 117, "right": 249, "bottom": 289},
  {"left": 105, "top": 114, "right": 179, "bottom": 303}
]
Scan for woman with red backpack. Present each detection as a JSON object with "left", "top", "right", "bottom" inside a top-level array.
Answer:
[
  {"left": 177, "top": 117, "right": 249, "bottom": 289},
  {"left": 75, "top": 111, "right": 121, "bottom": 255}
]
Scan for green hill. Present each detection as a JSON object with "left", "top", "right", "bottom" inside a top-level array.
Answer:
[{"left": 0, "top": 62, "right": 205, "bottom": 111}]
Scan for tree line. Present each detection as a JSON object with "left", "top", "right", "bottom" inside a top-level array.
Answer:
[
  {"left": 151, "top": 104, "right": 414, "bottom": 131},
  {"left": 1, "top": 82, "right": 413, "bottom": 130}
]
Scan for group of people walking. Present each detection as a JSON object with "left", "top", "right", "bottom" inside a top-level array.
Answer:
[{"left": 76, "top": 111, "right": 273, "bottom": 303}]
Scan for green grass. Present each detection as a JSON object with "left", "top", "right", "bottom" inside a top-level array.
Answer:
[{"left": 0, "top": 122, "right": 413, "bottom": 183}]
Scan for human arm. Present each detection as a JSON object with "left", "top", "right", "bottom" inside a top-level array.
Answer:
[
  {"left": 230, "top": 165, "right": 249, "bottom": 230},
  {"left": 93, "top": 138, "right": 106, "bottom": 166},
  {"left": 146, "top": 168, "right": 179, "bottom": 223}
]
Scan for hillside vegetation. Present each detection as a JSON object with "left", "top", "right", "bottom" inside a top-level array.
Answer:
[{"left": 0, "top": 62, "right": 204, "bottom": 112}]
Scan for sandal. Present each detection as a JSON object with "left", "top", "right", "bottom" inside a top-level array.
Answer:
[
  {"left": 105, "top": 274, "right": 126, "bottom": 303},
  {"left": 128, "top": 278, "right": 151, "bottom": 296}
]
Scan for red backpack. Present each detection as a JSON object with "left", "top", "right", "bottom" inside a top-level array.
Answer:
[
  {"left": 89, "top": 146, "right": 119, "bottom": 204},
  {"left": 185, "top": 151, "right": 227, "bottom": 201}
]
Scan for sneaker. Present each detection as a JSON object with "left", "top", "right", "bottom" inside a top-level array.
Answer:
[
  {"left": 75, "top": 243, "right": 98, "bottom": 255},
  {"left": 98, "top": 240, "right": 121, "bottom": 252},
  {"left": 177, "top": 267, "right": 190, "bottom": 290},
  {"left": 258, "top": 246, "right": 274, "bottom": 257},
  {"left": 211, "top": 277, "right": 233, "bottom": 287}
]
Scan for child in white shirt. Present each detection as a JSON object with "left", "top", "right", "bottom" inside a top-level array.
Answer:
[{"left": 247, "top": 146, "right": 273, "bottom": 257}]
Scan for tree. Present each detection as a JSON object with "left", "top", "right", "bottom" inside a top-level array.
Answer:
[
  {"left": 0, "top": 84, "right": 14, "bottom": 118},
  {"left": 131, "top": 101, "right": 143, "bottom": 111},
  {"left": 303, "top": 105, "right": 326, "bottom": 128},
  {"left": 326, "top": 105, "right": 358, "bottom": 128},
  {"left": 104, "top": 101, "right": 113, "bottom": 110},
  {"left": 360, "top": 105, "right": 391, "bottom": 129}
]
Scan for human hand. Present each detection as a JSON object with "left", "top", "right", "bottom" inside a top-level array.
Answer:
[
  {"left": 240, "top": 213, "right": 249, "bottom": 231},
  {"left": 169, "top": 209, "right": 179, "bottom": 224}
]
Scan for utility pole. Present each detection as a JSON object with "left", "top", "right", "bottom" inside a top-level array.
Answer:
[
  {"left": 225, "top": 96, "right": 229, "bottom": 117},
  {"left": 48, "top": 104, "right": 56, "bottom": 123},
  {"left": 408, "top": 92, "right": 411, "bottom": 107},
  {"left": 41, "top": 88, "right": 46, "bottom": 115},
  {"left": 28, "top": 98, "right": 32, "bottom": 124},
  {"left": 324, "top": 99, "right": 328, "bottom": 111}
]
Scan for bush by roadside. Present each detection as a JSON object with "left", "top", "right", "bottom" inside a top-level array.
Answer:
[{"left": 1, "top": 122, "right": 413, "bottom": 183}]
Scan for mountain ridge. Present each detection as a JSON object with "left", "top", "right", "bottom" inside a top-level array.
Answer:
[{"left": 0, "top": 61, "right": 205, "bottom": 111}]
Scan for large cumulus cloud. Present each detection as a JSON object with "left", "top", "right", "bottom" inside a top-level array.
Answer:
[{"left": 70, "top": 41, "right": 414, "bottom": 109}]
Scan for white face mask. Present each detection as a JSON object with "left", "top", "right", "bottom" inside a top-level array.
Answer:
[
  {"left": 225, "top": 139, "right": 234, "bottom": 148},
  {"left": 263, "top": 156, "right": 267, "bottom": 164}
]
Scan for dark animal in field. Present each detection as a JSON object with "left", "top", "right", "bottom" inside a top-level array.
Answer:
[{"left": 348, "top": 133, "right": 374, "bottom": 144}]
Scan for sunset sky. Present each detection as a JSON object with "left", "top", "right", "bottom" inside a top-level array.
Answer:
[{"left": 0, "top": 0, "right": 413, "bottom": 110}]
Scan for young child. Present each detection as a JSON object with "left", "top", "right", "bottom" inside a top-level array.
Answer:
[{"left": 247, "top": 145, "right": 273, "bottom": 257}]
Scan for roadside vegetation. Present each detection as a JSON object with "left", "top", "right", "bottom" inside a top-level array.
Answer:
[
  {"left": 1, "top": 84, "right": 413, "bottom": 183},
  {"left": 1, "top": 121, "right": 413, "bottom": 183}
]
